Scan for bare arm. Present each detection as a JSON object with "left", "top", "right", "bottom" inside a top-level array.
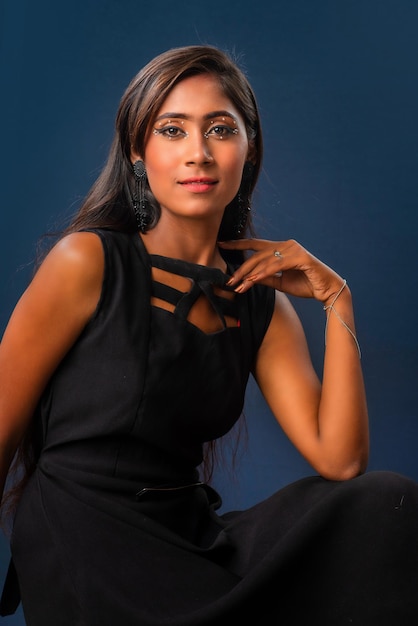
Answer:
[
  {"left": 0, "top": 231, "right": 104, "bottom": 499},
  {"left": 220, "top": 238, "right": 369, "bottom": 480}
]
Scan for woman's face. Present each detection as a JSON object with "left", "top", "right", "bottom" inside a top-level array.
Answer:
[{"left": 136, "top": 73, "right": 251, "bottom": 224}]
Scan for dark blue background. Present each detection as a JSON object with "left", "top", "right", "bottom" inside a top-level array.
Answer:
[{"left": 1, "top": 1, "right": 417, "bottom": 622}]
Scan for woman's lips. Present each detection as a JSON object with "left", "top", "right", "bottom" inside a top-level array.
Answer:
[{"left": 178, "top": 178, "right": 218, "bottom": 192}]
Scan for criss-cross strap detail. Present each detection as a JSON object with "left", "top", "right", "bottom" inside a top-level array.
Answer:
[{"left": 150, "top": 255, "right": 239, "bottom": 333}]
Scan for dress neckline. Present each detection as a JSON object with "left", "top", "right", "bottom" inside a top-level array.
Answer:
[
  {"left": 149, "top": 254, "right": 233, "bottom": 289},
  {"left": 134, "top": 233, "right": 232, "bottom": 287}
]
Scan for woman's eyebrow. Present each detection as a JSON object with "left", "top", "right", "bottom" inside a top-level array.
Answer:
[
  {"left": 204, "top": 110, "right": 238, "bottom": 121},
  {"left": 154, "top": 110, "right": 238, "bottom": 123}
]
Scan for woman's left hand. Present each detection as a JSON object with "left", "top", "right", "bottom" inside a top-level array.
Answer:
[{"left": 219, "top": 238, "right": 343, "bottom": 305}]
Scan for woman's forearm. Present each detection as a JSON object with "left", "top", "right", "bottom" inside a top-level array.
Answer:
[{"left": 317, "top": 285, "right": 369, "bottom": 478}]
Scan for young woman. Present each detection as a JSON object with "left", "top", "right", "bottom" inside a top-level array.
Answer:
[{"left": 0, "top": 44, "right": 417, "bottom": 625}]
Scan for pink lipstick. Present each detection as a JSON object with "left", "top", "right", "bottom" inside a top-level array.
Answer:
[{"left": 179, "top": 177, "right": 217, "bottom": 192}]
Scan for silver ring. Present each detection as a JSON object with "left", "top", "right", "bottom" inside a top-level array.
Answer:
[{"left": 273, "top": 250, "right": 282, "bottom": 259}]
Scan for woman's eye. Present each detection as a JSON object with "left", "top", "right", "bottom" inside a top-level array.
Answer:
[
  {"left": 153, "top": 124, "right": 238, "bottom": 140},
  {"left": 153, "top": 126, "right": 186, "bottom": 139},
  {"left": 206, "top": 125, "right": 238, "bottom": 139}
]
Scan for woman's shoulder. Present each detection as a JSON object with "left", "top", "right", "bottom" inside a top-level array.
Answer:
[
  {"left": 29, "top": 231, "right": 106, "bottom": 318},
  {"left": 50, "top": 230, "right": 105, "bottom": 261},
  {"left": 76, "top": 228, "right": 147, "bottom": 263},
  {"left": 38, "top": 231, "right": 105, "bottom": 282},
  {"left": 48, "top": 229, "right": 144, "bottom": 273},
  {"left": 239, "top": 281, "right": 276, "bottom": 358}
]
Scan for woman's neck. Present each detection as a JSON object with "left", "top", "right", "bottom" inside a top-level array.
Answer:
[{"left": 140, "top": 217, "right": 226, "bottom": 270}]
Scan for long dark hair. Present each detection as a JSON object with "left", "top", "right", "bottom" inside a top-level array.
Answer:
[{"left": 2, "top": 45, "right": 264, "bottom": 523}]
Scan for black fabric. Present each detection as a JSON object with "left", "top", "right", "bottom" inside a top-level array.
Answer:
[
  {"left": 2, "top": 229, "right": 418, "bottom": 625},
  {"left": 0, "top": 560, "right": 20, "bottom": 616}
]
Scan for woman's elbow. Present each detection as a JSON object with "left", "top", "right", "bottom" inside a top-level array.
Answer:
[{"left": 317, "top": 455, "right": 368, "bottom": 482}]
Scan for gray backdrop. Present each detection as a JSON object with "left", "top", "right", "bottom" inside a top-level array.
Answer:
[{"left": 1, "top": 1, "right": 417, "bottom": 623}]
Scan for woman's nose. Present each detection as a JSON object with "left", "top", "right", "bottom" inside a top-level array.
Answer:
[{"left": 185, "top": 130, "right": 213, "bottom": 165}]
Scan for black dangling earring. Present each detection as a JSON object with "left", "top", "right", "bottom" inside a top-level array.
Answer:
[
  {"left": 235, "top": 161, "right": 254, "bottom": 236},
  {"left": 235, "top": 193, "right": 251, "bottom": 236},
  {"left": 133, "top": 160, "right": 149, "bottom": 233}
]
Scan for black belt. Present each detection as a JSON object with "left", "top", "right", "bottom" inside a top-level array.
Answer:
[{"left": 136, "top": 480, "right": 205, "bottom": 499}]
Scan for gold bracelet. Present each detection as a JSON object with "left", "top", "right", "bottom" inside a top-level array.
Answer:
[{"left": 323, "top": 280, "right": 362, "bottom": 359}]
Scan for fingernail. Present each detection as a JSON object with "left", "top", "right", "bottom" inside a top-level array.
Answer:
[{"left": 234, "top": 282, "right": 246, "bottom": 293}]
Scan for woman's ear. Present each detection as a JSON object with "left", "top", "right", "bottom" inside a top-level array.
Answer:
[{"left": 130, "top": 151, "right": 143, "bottom": 165}]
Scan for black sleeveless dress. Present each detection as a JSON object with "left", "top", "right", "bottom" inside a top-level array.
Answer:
[{"left": 2, "top": 229, "right": 418, "bottom": 625}]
